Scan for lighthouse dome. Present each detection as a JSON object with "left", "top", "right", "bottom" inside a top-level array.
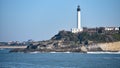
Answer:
[{"left": 77, "top": 5, "right": 81, "bottom": 11}]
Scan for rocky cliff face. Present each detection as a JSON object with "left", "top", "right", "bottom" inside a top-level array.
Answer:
[
  {"left": 98, "top": 41, "right": 120, "bottom": 51},
  {"left": 10, "top": 39, "right": 88, "bottom": 53}
]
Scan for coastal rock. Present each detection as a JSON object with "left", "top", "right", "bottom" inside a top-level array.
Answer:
[
  {"left": 80, "top": 46, "right": 87, "bottom": 52},
  {"left": 98, "top": 42, "right": 120, "bottom": 51},
  {"left": 87, "top": 45, "right": 103, "bottom": 51}
]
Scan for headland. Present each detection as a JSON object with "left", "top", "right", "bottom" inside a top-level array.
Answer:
[{"left": 9, "top": 29, "right": 120, "bottom": 53}]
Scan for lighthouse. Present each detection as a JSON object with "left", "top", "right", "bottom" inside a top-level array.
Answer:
[
  {"left": 71, "top": 5, "right": 83, "bottom": 33},
  {"left": 77, "top": 5, "right": 81, "bottom": 29}
]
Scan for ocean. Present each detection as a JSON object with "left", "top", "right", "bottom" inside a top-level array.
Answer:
[{"left": 0, "top": 49, "right": 120, "bottom": 68}]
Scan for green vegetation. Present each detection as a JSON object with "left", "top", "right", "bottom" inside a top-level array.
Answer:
[
  {"left": 51, "top": 30, "right": 120, "bottom": 44},
  {"left": 112, "top": 33, "right": 120, "bottom": 41}
]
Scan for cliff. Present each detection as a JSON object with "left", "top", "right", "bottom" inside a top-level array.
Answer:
[
  {"left": 10, "top": 30, "right": 120, "bottom": 52},
  {"left": 98, "top": 41, "right": 120, "bottom": 51}
]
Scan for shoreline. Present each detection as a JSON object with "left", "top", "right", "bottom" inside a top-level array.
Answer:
[
  {"left": 11, "top": 51, "right": 120, "bottom": 54},
  {"left": 23, "top": 51, "right": 120, "bottom": 54},
  {"left": 1, "top": 48, "right": 120, "bottom": 54},
  {"left": 3, "top": 41, "right": 120, "bottom": 53},
  {"left": 87, "top": 51, "right": 120, "bottom": 54}
]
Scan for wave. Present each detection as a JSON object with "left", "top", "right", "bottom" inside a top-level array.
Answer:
[
  {"left": 24, "top": 51, "right": 120, "bottom": 54},
  {"left": 50, "top": 51, "right": 71, "bottom": 53},
  {"left": 29, "top": 51, "right": 40, "bottom": 54},
  {"left": 87, "top": 51, "right": 120, "bottom": 54},
  {"left": 29, "top": 51, "right": 71, "bottom": 54}
]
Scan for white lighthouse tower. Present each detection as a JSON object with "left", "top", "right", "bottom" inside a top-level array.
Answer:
[
  {"left": 72, "top": 5, "right": 83, "bottom": 33},
  {"left": 77, "top": 5, "right": 81, "bottom": 29}
]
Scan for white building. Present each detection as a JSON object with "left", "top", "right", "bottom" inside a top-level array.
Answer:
[
  {"left": 71, "top": 5, "right": 83, "bottom": 33},
  {"left": 115, "top": 27, "right": 119, "bottom": 30},
  {"left": 105, "top": 27, "right": 119, "bottom": 31}
]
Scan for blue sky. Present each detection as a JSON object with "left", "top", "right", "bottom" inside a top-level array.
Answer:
[{"left": 0, "top": 0, "right": 120, "bottom": 42}]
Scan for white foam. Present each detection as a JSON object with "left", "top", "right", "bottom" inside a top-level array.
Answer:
[
  {"left": 29, "top": 51, "right": 40, "bottom": 54},
  {"left": 64, "top": 51, "right": 71, "bottom": 53},
  {"left": 87, "top": 51, "right": 120, "bottom": 54},
  {"left": 50, "top": 51, "right": 71, "bottom": 53}
]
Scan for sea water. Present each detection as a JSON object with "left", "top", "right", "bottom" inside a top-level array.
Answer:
[{"left": 0, "top": 49, "right": 120, "bottom": 68}]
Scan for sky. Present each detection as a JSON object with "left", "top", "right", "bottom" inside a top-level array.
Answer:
[{"left": 0, "top": 0, "right": 120, "bottom": 42}]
